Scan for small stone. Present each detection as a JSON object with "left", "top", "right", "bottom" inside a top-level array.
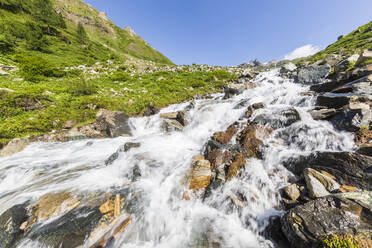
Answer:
[{"left": 283, "top": 184, "right": 301, "bottom": 201}]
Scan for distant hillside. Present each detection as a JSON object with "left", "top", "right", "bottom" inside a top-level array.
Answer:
[
  {"left": 0, "top": 0, "right": 173, "bottom": 66},
  {"left": 296, "top": 21, "right": 372, "bottom": 65}
]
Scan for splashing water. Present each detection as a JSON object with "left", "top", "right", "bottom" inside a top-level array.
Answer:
[{"left": 0, "top": 70, "right": 355, "bottom": 248}]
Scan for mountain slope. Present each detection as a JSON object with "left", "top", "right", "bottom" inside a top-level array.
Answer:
[
  {"left": 0, "top": 0, "right": 173, "bottom": 66},
  {"left": 296, "top": 21, "right": 372, "bottom": 65}
]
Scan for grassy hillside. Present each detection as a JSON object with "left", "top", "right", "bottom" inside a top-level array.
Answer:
[
  {"left": 295, "top": 21, "right": 372, "bottom": 65},
  {"left": 0, "top": 0, "right": 173, "bottom": 67}
]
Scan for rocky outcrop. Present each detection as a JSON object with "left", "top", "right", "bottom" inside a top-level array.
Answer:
[
  {"left": 281, "top": 191, "right": 372, "bottom": 248},
  {"left": 283, "top": 152, "right": 372, "bottom": 191},
  {"left": 96, "top": 109, "right": 132, "bottom": 137}
]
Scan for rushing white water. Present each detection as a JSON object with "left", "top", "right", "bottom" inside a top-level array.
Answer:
[{"left": 0, "top": 70, "right": 355, "bottom": 248}]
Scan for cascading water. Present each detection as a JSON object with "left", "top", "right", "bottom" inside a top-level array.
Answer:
[{"left": 0, "top": 70, "right": 355, "bottom": 248}]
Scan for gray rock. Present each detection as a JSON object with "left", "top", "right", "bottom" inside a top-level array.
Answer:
[
  {"left": 0, "top": 204, "right": 29, "bottom": 248},
  {"left": 96, "top": 109, "right": 131, "bottom": 137},
  {"left": 316, "top": 94, "right": 350, "bottom": 109},
  {"left": 252, "top": 108, "right": 300, "bottom": 129},
  {"left": 28, "top": 206, "right": 102, "bottom": 248},
  {"left": 309, "top": 108, "right": 338, "bottom": 120},
  {"left": 283, "top": 152, "right": 372, "bottom": 191},
  {"left": 281, "top": 192, "right": 372, "bottom": 248},
  {"left": 296, "top": 64, "right": 331, "bottom": 85},
  {"left": 303, "top": 168, "right": 340, "bottom": 198},
  {"left": 162, "top": 119, "right": 184, "bottom": 132},
  {"left": 280, "top": 62, "right": 297, "bottom": 74},
  {"left": 355, "top": 49, "right": 372, "bottom": 66}
]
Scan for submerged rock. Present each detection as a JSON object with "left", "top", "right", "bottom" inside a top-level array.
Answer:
[
  {"left": 252, "top": 108, "right": 301, "bottom": 129},
  {"left": 281, "top": 192, "right": 372, "bottom": 248}
]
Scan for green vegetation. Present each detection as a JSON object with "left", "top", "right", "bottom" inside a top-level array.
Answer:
[
  {"left": 295, "top": 21, "right": 372, "bottom": 65},
  {"left": 0, "top": 65, "right": 236, "bottom": 145},
  {"left": 321, "top": 235, "right": 359, "bottom": 248}
]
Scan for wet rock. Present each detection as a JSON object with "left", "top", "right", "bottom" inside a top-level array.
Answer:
[
  {"left": 283, "top": 184, "right": 301, "bottom": 201},
  {"left": 0, "top": 204, "right": 29, "bottom": 248},
  {"left": 189, "top": 158, "right": 212, "bottom": 190},
  {"left": 0, "top": 138, "right": 29, "bottom": 157},
  {"left": 105, "top": 142, "right": 141, "bottom": 165},
  {"left": 245, "top": 102, "right": 265, "bottom": 119},
  {"left": 160, "top": 111, "right": 188, "bottom": 127},
  {"left": 206, "top": 149, "right": 232, "bottom": 169},
  {"left": 96, "top": 109, "right": 131, "bottom": 137},
  {"left": 32, "top": 192, "right": 80, "bottom": 221},
  {"left": 124, "top": 142, "right": 141, "bottom": 152},
  {"left": 28, "top": 206, "right": 102, "bottom": 248},
  {"left": 283, "top": 152, "right": 372, "bottom": 190},
  {"left": 357, "top": 146, "right": 372, "bottom": 157},
  {"left": 226, "top": 153, "right": 246, "bottom": 181},
  {"left": 316, "top": 94, "right": 350, "bottom": 109},
  {"left": 162, "top": 119, "right": 184, "bottom": 132},
  {"left": 238, "top": 125, "right": 262, "bottom": 158},
  {"left": 223, "top": 83, "right": 251, "bottom": 98},
  {"left": 280, "top": 192, "right": 372, "bottom": 248},
  {"left": 63, "top": 128, "right": 87, "bottom": 142},
  {"left": 211, "top": 125, "right": 238, "bottom": 145},
  {"left": 296, "top": 64, "right": 331, "bottom": 85},
  {"left": 263, "top": 216, "right": 291, "bottom": 248},
  {"left": 160, "top": 112, "right": 178, "bottom": 119},
  {"left": 309, "top": 107, "right": 338, "bottom": 120},
  {"left": 329, "top": 109, "right": 364, "bottom": 132},
  {"left": 303, "top": 168, "right": 340, "bottom": 198},
  {"left": 252, "top": 108, "right": 300, "bottom": 129}
]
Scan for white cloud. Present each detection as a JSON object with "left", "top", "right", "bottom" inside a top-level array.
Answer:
[{"left": 284, "top": 44, "right": 320, "bottom": 60}]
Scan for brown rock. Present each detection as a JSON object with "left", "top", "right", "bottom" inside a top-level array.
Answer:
[
  {"left": 33, "top": 192, "right": 80, "bottom": 221},
  {"left": 160, "top": 112, "right": 178, "bottom": 119},
  {"left": 245, "top": 102, "right": 265, "bottom": 119},
  {"left": 114, "top": 194, "right": 120, "bottom": 218},
  {"left": 239, "top": 125, "right": 262, "bottom": 158},
  {"left": 226, "top": 153, "right": 246, "bottom": 181},
  {"left": 212, "top": 125, "right": 238, "bottom": 144},
  {"left": 206, "top": 149, "right": 232, "bottom": 169},
  {"left": 189, "top": 159, "right": 212, "bottom": 190}
]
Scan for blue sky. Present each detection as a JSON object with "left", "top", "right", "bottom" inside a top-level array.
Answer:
[{"left": 84, "top": 0, "right": 372, "bottom": 66}]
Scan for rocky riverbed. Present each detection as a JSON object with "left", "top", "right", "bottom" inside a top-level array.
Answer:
[{"left": 0, "top": 50, "right": 371, "bottom": 248}]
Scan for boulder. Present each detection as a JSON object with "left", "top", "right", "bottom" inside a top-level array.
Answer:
[
  {"left": 316, "top": 94, "right": 350, "bottom": 109},
  {"left": 281, "top": 192, "right": 372, "bottom": 248},
  {"left": 334, "top": 54, "right": 360, "bottom": 74},
  {"left": 211, "top": 125, "right": 238, "bottom": 145},
  {"left": 296, "top": 64, "right": 331, "bottom": 85},
  {"left": 309, "top": 108, "right": 338, "bottom": 120},
  {"left": 206, "top": 149, "right": 232, "bottom": 169},
  {"left": 252, "top": 108, "right": 301, "bottom": 129},
  {"left": 188, "top": 158, "right": 212, "bottom": 190},
  {"left": 303, "top": 168, "right": 340, "bottom": 198},
  {"left": 280, "top": 62, "right": 297, "bottom": 74},
  {"left": 357, "top": 145, "right": 372, "bottom": 157},
  {"left": 95, "top": 109, "right": 131, "bottom": 137},
  {"left": 162, "top": 119, "right": 184, "bottom": 132},
  {"left": 0, "top": 138, "right": 29, "bottom": 157},
  {"left": 283, "top": 152, "right": 372, "bottom": 191},
  {"left": 28, "top": 206, "right": 102, "bottom": 248},
  {"left": 328, "top": 109, "right": 365, "bottom": 132},
  {"left": 0, "top": 204, "right": 29, "bottom": 248}
]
